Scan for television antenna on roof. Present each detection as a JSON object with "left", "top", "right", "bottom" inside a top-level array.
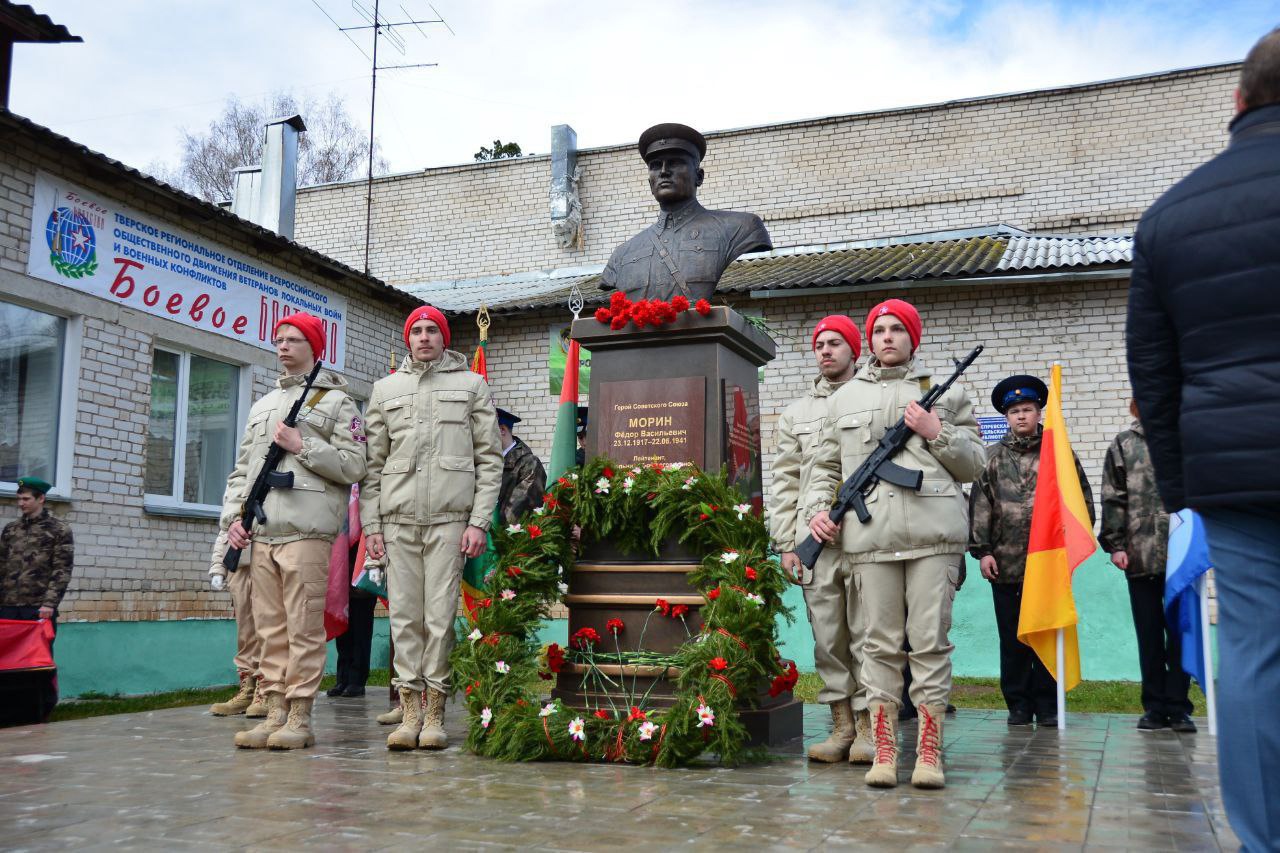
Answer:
[{"left": 313, "top": 0, "right": 453, "bottom": 274}]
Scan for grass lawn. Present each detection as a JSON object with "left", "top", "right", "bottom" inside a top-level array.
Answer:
[{"left": 41, "top": 669, "right": 1206, "bottom": 723}]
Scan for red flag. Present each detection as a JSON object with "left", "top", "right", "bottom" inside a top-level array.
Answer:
[
  {"left": 324, "top": 485, "right": 362, "bottom": 640},
  {"left": 0, "top": 619, "right": 55, "bottom": 671}
]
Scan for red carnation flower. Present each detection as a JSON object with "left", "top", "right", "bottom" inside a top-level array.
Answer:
[
  {"left": 543, "top": 494, "right": 558, "bottom": 508},
  {"left": 610, "top": 315, "right": 628, "bottom": 331},
  {"left": 671, "top": 604, "right": 689, "bottom": 618},
  {"left": 707, "top": 587, "right": 721, "bottom": 601},
  {"left": 603, "top": 467, "right": 614, "bottom": 478},
  {"left": 694, "top": 299, "right": 712, "bottom": 316},
  {"left": 708, "top": 505, "right": 718, "bottom": 512},
  {"left": 593, "top": 709, "right": 609, "bottom": 719},
  {"left": 627, "top": 706, "right": 647, "bottom": 721},
  {"left": 672, "top": 295, "right": 690, "bottom": 312},
  {"left": 609, "top": 291, "right": 630, "bottom": 311},
  {"left": 708, "top": 657, "right": 728, "bottom": 671},
  {"left": 527, "top": 524, "right": 543, "bottom": 538},
  {"left": 546, "top": 643, "right": 566, "bottom": 672},
  {"left": 571, "top": 627, "right": 601, "bottom": 648},
  {"left": 538, "top": 671, "right": 553, "bottom": 680},
  {"left": 655, "top": 598, "right": 671, "bottom": 616},
  {"left": 506, "top": 566, "right": 522, "bottom": 577},
  {"left": 698, "top": 513, "right": 709, "bottom": 521},
  {"left": 594, "top": 308, "right": 612, "bottom": 323},
  {"left": 465, "top": 683, "right": 474, "bottom": 695},
  {"left": 478, "top": 598, "right": 493, "bottom": 609},
  {"left": 745, "top": 567, "right": 758, "bottom": 581},
  {"left": 606, "top": 618, "right": 625, "bottom": 635}
]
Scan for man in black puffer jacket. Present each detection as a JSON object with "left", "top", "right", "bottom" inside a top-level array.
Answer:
[{"left": 1126, "top": 28, "right": 1280, "bottom": 853}]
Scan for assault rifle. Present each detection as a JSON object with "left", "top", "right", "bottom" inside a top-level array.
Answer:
[
  {"left": 223, "top": 360, "right": 323, "bottom": 572},
  {"left": 795, "top": 345, "right": 983, "bottom": 570}
]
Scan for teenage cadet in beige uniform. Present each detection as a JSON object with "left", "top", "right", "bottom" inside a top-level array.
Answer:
[
  {"left": 771, "top": 315, "right": 875, "bottom": 765},
  {"left": 221, "top": 312, "right": 368, "bottom": 750},
  {"left": 207, "top": 531, "right": 265, "bottom": 717},
  {"left": 807, "top": 299, "right": 984, "bottom": 789},
  {"left": 361, "top": 305, "right": 503, "bottom": 751}
]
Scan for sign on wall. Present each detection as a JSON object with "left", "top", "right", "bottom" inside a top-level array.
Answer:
[{"left": 27, "top": 172, "right": 349, "bottom": 369}]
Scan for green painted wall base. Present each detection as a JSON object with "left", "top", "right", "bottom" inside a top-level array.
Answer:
[{"left": 52, "top": 552, "right": 1211, "bottom": 697}]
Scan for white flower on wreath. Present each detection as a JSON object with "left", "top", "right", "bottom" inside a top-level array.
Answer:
[
  {"left": 540, "top": 702, "right": 557, "bottom": 718},
  {"left": 681, "top": 476, "right": 697, "bottom": 491},
  {"left": 481, "top": 707, "right": 493, "bottom": 728},
  {"left": 500, "top": 588, "right": 516, "bottom": 600},
  {"left": 569, "top": 472, "right": 579, "bottom": 481},
  {"left": 745, "top": 592, "right": 765, "bottom": 606},
  {"left": 495, "top": 660, "right": 511, "bottom": 674},
  {"left": 533, "top": 506, "right": 546, "bottom": 516},
  {"left": 467, "top": 628, "right": 483, "bottom": 642},
  {"left": 558, "top": 582, "right": 569, "bottom": 594},
  {"left": 506, "top": 523, "right": 523, "bottom": 534},
  {"left": 594, "top": 477, "right": 611, "bottom": 494},
  {"left": 630, "top": 466, "right": 642, "bottom": 476},
  {"left": 668, "top": 461, "right": 686, "bottom": 471},
  {"left": 696, "top": 703, "right": 715, "bottom": 728},
  {"left": 637, "top": 720, "right": 658, "bottom": 741},
  {"left": 568, "top": 717, "right": 586, "bottom": 741},
  {"left": 733, "top": 503, "right": 752, "bottom": 520},
  {"left": 622, "top": 476, "right": 635, "bottom": 494},
  {"left": 720, "top": 551, "right": 740, "bottom": 564}
]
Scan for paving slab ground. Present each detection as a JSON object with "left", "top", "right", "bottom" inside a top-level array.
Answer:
[{"left": 0, "top": 698, "right": 1238, "bottom": 851}]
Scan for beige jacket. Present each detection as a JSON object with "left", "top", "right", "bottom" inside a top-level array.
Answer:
[
  {"left": 359, "top": 351, "right": 503, "bottom": 533},
  {"left": 805, "top": 356, "right": 985, "bottom": 563},
  {"left": 768, "top": 375, "right": 844, "bottom": 553},
  {"left": 219, "top": 369, "right": 367, "bottom": 544}
]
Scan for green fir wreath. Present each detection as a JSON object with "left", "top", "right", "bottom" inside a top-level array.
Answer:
[{"left": 450, "top": 457, "right": 798, "bottom": 767}]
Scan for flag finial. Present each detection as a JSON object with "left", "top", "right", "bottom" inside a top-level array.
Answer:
[
  {"left": 476, "top": 304, "right": 490, "bottom": 344},
  {"left": 569, "top": 283, "right": 583, "bottom": 320}
]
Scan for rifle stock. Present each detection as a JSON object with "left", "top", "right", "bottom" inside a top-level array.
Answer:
[{"left": 222, "top": 361, "right": 323, "bottom": 572}]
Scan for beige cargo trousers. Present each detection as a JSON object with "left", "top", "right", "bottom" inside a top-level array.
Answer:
[
  {"left": 801, "top": 548, "right": 866, "bottom": 708},
  {"left": 227, "top": 567, "right": 261, "bottom": 676},
  {"left": 386, "top": 521, "right": 466, "bottom": 693},
  {"left": 250, "top": 539, "right": 332, "bottom": 700}
]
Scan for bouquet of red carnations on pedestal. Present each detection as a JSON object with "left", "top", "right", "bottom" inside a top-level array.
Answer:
[{"left": 593, "top": 292, "right": 712, "bottom": 330}]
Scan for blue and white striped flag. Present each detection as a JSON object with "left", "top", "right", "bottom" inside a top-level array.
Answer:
[{"left": 1163, "top": 509, "right": 1212, "bottom": 688}]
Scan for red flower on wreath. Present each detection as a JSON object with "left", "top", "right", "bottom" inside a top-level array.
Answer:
[
  {"left": 506, "top": 566, "right": 522, "bottom": 578},
  {"left": 571, "top": 627, "right": 601, "bottom": 649},
  {"left": 655, "top": 598, "right": 671, "bottom": 616},
  {"left": 593, "top": 709, "right": 610, "bottom": 719},
  {"left": 671, "top": 604, "right": 689, "bottom": 619},
  {"left": 603, "top": 466, "right": 614, "bottom": 478},
  {"left": 627, "top": 706, "right": 647, "bottom": 721},
  {"left": 768, "top": 661, "right": 800, "bottom": 697},
  {"left": 694, "top": 298, "right": 712, "bottom": 316},
  {"left": 745, "top": 567, "right": 758, "bottom": 581},
  {"left": 543, "top": 494, "right": 559, "bottom": 508},
  {"left": 708, "top": 657, "right": 728, "bottom": 672},
  {"left": 707, "top": 587, "right": 721, "bottom": 601},
  {"left": 477, "top": 598, "right": 493, "bottom": 609},
  {"left": 606, "top": 618, "right": 625, "bottom": 635},
  {"left": 546, "top": 643, "right": 566, "bottom": 672},
  {"left": 698, "top": 513, "right": 709, "bottom": 521},
  {"left": 527, "top": 524, "right": 543, "bottom": 538}
]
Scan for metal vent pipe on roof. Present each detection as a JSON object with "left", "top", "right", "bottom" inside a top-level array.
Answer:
[{"left": 258, "top": 114, "right": 306, "bottom": 239}]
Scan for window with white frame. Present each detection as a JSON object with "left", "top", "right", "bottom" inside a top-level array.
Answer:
[
  {"left": 145, "top": 348, "right": 241, "bottom": 509},
  {"left": 0, "top": 302, "right": 67, "bottom": 489}
]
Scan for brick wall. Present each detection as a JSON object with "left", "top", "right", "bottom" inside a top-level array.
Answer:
[
  {"left": 0, "top": 129, "right": 409, "bottom": 623},
  {"left": 293, "top": 64, "right": 1237, "bottom": 286}
]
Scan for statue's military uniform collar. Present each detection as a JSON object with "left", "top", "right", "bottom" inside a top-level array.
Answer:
[{"left": 653, "top": 198, "right": 705, "bottom": 233}]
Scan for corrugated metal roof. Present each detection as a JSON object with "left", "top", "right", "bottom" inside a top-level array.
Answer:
[
  {"left": 0, "top": 2, "right": 80, "bottom": 42},
  {"left": 412, "top": 234, "right": 1132, "bottom": 315},
  {"left": 0, "top": 110, "right": 420, "bottom": 308}
]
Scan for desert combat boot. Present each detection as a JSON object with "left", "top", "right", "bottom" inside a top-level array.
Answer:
[
  {"left": 864, "top": 701, "right": 900, "bottom": 787},
  {"left": 377, "top": 702, "right": 404, "bottom": 725},
  {"left": 209, "top": 672, "right": 255, "bottom": 716},
  {"left": 267, "top": 697, "right": 316, "bottom": 750},
  {"left": 244, "top": 679, "right": 267, "bottom": 718},
  {"left": 419, "top": 688, "right": 448, "bottom": 749},
  {"left": 234, "top": 691, "right": 286, "bottom": 749},
  {"left": 848, "top": 708, "right": 876, "bottom": 765},
  {"left": 910, "top": 702, "right": 946, "bottom": 789},
  {"left": 386, "top": 687, "right": 423, "bottom": 750},
  {"left": 808, "top": 699, "right": 856, "bottom": 762}
]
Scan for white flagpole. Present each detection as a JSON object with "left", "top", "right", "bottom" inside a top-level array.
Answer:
[
  {"left": 1056, "top": 627, "right": 1066, "bottom": 730},
  {"left": 1198, "top": 574, "right": 1218, "bottom": 736}
]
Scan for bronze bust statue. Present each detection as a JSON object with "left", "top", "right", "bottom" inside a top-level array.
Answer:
[{"left": 600, "top": 123, "right": 772, "bottom": 302}]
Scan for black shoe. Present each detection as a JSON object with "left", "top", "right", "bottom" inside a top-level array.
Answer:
[
  {"left": 326, "top": 683, "right": 348, "bottom": 698},
  {"left": 945, "top": 704, "right": 957, "bottom": 716},
  {"left": 1007, "top": 710, "right": 1033, "bottom": 727},
  {"left": 341, "top": 685, "right": 366, "bottom": 698},
  {"left": 1036, "top": 714, "right": 1058, "bottom": 728},
  {"left": 1168, "top": 714, "right": 1197, "bottom": 733},
  {"left": 1137, "top": 711, "right": 1169, "bottom": 731}
]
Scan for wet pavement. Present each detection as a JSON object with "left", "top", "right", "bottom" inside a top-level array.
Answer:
[{"left": 0, "top": 698, "right": 1237, "bottom": 851}]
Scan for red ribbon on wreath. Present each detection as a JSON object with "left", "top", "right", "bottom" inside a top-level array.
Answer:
[
  {"left": 709, "top": 672, "right": 738, "bottom": 697},
  {"left": 716, "top": 627, "right": 749, "bottom": 650}
]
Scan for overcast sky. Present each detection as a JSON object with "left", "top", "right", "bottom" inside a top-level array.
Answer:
[{"left": 10, "top": 1, "right": 1277, "bottom": 181}]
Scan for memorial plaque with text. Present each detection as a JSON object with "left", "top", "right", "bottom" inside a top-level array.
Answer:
[{"left": 597, "top": 377, "right": 705, "bottom": 466}]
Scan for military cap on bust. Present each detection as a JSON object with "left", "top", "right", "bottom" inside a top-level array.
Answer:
[
  {"left": 991, "top": 375, "right": 1049, "bottom": 414},
  {"left": 637, "top": 123, "right": 707, "bottom": 163},
  {"left": 16, "top": 476, "right": 53, "bottom": 495},
  {"left": 495, "top": 407, "right": 522, "bottom": 429}
]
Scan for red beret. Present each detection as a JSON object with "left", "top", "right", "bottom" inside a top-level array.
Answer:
[
  {"left": 273, "top": 312, "right": 326, "bottom": 362},
  {"left": 404, "top": 306, "right": 450, "bottom": 349},
  {"left": 865, "top": 299, "right": 921, "bottom": 352},
  {"left": 811, "top": 315, "right": 862, "bottom": 360}
]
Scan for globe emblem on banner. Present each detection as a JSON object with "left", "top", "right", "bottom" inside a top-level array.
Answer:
[{"left": 44, "top": 206, "right": 98, "bottom": 279}]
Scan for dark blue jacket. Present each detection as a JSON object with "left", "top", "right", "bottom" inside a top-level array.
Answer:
[{"left": 1127, "top": 103, "right": 1280, "bottom": 512}]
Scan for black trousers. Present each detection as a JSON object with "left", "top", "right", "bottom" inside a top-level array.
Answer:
[
  {"left": 991, "top": 582, "right": 1057, "bottom": 716},
  {"left": 334, "top": 592, "right": 376, "bottom": 688},
  {"left": 1126, "top": 574, "right": 1193, "bottom": 717}
]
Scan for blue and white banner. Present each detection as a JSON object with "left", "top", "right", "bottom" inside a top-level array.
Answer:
[
  {"left": 1164, "top": 508, "right": 1212, "bottom": 688},
  {"left": 27, "top": 171, "right": 348, "bottom": 369}
]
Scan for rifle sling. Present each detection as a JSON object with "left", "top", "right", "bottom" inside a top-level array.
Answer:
[{"left": 646, "top": 232, "right": 692, "bottom": 299}]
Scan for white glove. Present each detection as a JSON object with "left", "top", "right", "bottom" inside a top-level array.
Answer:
[
  {"left": 210, "top": 574, "right": 225, "bottom": 591},
  {"left": 368, "top": 566, "right": 384, "bottom": 587}
]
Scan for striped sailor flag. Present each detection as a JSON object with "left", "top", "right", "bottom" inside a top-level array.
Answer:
[
  {"left": 1018, "top": 364, "right": 1097, "bottom": 713},
  {"left": 1164, "top": 509, "right": 1213, "bottom": 691}
]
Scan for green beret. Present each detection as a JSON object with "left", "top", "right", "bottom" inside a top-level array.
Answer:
[{"left": 16, "top": 476, "right": 52, "bottom": 495}]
